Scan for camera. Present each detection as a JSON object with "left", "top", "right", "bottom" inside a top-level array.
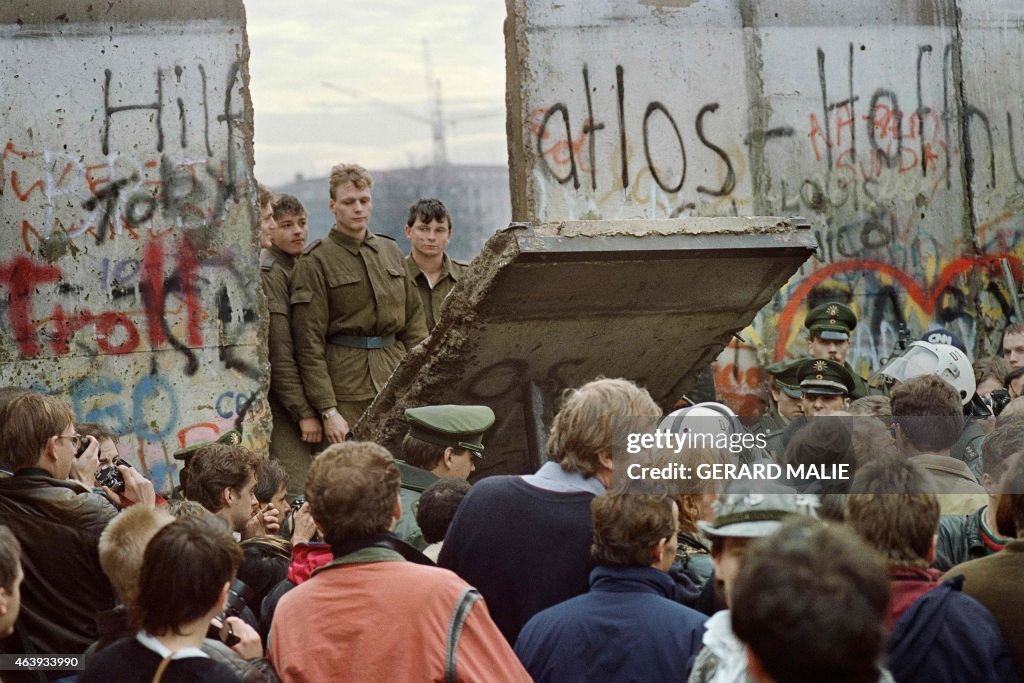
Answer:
[
  {"left": 290, "top": 496, "right": 306, "bottom": 514},
  {"left": 983, "top": 389, "right": 1012, "bottom": 417},
  {"left": 223, "top": 578, "right": 256, "bottom": 620},
  {"left": 206, "top": 578, "right": 254, "bottom": 647},
  {"left": 75, "top": 435, "right": 93, "bottom": 459},
  {"left": 95, "top": 458, "right": 128, "bottom": 493}
]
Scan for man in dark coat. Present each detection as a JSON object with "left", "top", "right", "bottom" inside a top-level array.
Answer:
[{"left": 514, "top": 492, "right": 705, "bottom": 682}]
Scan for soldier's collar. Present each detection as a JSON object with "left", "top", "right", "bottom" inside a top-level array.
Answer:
[
  {"left": 442, "top": 253, "right": 459, "bottom": 281},
  {"left": 329, "top": 228, "right": 379, "bottom": 254},
  {"left": 264, "top": 245, "right": 295, "bottom": 268},
  {"left": 407, "top": 253, "right": 456, "bottom": 281}
]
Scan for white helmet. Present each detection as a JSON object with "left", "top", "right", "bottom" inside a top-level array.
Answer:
[
  {"left": 874, "top": 341, "right": 975, "bottom": 405},
  {"left": 660, "top": 402, "right": 739, "bottom": 438}
]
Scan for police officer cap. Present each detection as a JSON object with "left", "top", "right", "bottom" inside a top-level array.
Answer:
[
  {"left": 798, "top": 358, "right": 855, "bottom": 396},
  {"left": 805, "top": 302, "right": 857, "bottom": 341},
  {"left": 172, "top": 428, "right": 243, "bottom": 461},
  {"left": 765, "top": 357, "right": 805, "bottom": 399},
  {"left": 405, "top": 405, "right": 495, "bottom": 457}
]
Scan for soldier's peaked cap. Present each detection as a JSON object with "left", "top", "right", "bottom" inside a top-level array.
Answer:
[
  {"left": 798, "top": 358, "right": 856, "bottom": 397},
  {"left": 405, "top": 405, "right": 495, "bottom": 457},
  {"left": 805, "top": 302, "right": 857, "bottom": 341}
]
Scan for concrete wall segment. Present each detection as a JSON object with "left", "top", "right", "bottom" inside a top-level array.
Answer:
[
  {"left": 507, "top": 0, "right": 1024, "bottom": 409},
  {"left": 0, "top": 0, "right": 265, "bottom": 492}
]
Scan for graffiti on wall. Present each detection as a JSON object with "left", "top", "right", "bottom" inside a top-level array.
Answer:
[
  {"left": 1, "top": 30, "right": 264, "bottom": 491},
  {"left": 519, "top": 24, "right": 1024, "bottom": 413}
]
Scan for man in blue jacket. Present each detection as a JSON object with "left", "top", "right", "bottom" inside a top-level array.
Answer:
[{"left": 514, "top": 492, "right": 706, "bottom": 682}]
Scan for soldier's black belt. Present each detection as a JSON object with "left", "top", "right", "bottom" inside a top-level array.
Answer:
[{"left": 328, "top": 333, "right": 397, "bottom": 349}]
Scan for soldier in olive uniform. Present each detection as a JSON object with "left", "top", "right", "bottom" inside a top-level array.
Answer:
[
  {"left": 290, "top": 164, "right": 429, "bottom": 442},
  {"left": 804, "top": 302, "right": 870, "bottom": 400},
  {"left": 261, "top": 194, "right": 320, "bottom": 495},
  {"left": 392, "top": 404, "right": 494, "bottom": 550},
  {"left": 750, "top": 358, "right": 806, "bottom": 439},
  {"left": 403, "top": 198, "right": 469, "bottom": 331},
  {"left": 765, "top": 358, "right": 855, "bottom": 457}
]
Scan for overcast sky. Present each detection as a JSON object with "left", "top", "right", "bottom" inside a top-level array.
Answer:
[{"left": 245, "top": 0, "right": 509, "bottom": 186}]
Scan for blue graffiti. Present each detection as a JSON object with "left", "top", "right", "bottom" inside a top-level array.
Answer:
[{"left": 215, "top": 390, "right": 254, "bottom": 419}]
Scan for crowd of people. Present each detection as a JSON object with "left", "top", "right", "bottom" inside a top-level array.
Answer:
[{"left": 0, "top": 163, "right": 1022, "bottom": 682}]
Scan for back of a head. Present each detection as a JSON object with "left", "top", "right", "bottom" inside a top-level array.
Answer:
[
  {"left": 845, "top": 457, "right": 939, "bottom": 568},
  {"left": 182, "top": 444, "right": 258, "bottom": 513},
  {"left": 0, "top": 392, "right": 74, "bottom": 472},
  {"left": 783, "top": 417, "right": 853, "bottom": 470},
  {"left": 847, "top": 395, "right": 892, "bottom": 419},
  {"left": 546, "top": 377, "right": 660, "bottom": 478},
  {"left": 982, "top": 416, "right": 1024, "bottom": 482},
  {"left": 99, "top": 505, "right": 174, "bottom": 608},
  {"left": 134, "top": 516, "right": 241, "bottom": 635},
  {"left": 415, "top": 478, "right": 471, "bottom": 545},
  {"left": 890, "top": 374, "right": 962, "bottom": 453},
  {"left": 732, "top": 518, "right": 889, "bottom": 683},
  {"left": 974, "top": 356, "right": 1010, "bottom": 387},
  {"left": 995, "top": 453, "right": 1024, "bottom": 539},
  {"left": 590, "top": 492, "right": 675, "bottom": 568},
  {"left": 306, "top": 442, "right": 400, "bottom": 546}
]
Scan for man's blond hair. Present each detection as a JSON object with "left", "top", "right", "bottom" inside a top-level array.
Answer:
[
  {"left": 328, "top": 163, "right": 372, "bottom": 199},
  {"left": 99, "top": 505, "right": 174, "bottom": 607},
  {"left": 546, "top": 377, "right": 661, "bottom": 478}
]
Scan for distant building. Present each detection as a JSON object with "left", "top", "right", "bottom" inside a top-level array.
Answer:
[{"left": 274, "top": 164, "right": 511, "bottom": 262}]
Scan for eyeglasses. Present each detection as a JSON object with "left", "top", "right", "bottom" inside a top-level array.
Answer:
[{"left": 55, "top": 433, "right": 83, "bottom": 450}]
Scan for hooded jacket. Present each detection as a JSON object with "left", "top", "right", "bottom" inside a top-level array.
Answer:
[{"left": 887, "top": 575, "right": 1017, "bottom": 682}]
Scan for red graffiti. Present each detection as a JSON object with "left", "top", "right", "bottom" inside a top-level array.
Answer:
[
  {"left": 142, "top": 237, "right": 167, "bottom": 347},
  {"left": 773, "top": 254, "right": 1023, "bottom": 360},
  {"left": 0, "top": 257, "right": 62, "bottom": 357},
  {"left": 0, "top": 238, "right": 205, "bottom": 359}
]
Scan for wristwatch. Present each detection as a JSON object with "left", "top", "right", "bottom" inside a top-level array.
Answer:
[{"left": 321, "top": 407, "right": 339, "bottom": 420}]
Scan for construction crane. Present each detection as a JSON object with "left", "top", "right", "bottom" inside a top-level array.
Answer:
[{"left": 323, "top": 41, "right": 500, "bottom": 168}]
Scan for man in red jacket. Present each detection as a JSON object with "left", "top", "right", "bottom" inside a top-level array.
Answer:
[{"left": 269, "top": 442, "right": 529, "bottom": 682}]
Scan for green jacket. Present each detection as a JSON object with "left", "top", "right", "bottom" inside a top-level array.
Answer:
[
  {"left": 290, "top": 230, "right": 429, "bottom": 408},
  {"left": 392, "top": 460, "right": 438, "bottom": 551},
  {"left": 404, "top": 253, "right": 468, "bottom": 331},
  {"left": 261, "top": 246, "right": 315, "bottom": 421}
]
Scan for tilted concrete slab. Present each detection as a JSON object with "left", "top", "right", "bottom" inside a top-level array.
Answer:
[{"left": 357, "top": 217, "right": 815, "bottom": 477}]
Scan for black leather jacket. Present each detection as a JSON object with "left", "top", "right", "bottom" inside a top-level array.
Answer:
[{"left": 0, "top": 469, "right": 118, "bottom": 656}]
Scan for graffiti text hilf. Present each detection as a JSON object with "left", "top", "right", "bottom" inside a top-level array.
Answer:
[{"left": 4, "top": 59, "right": 246, "bottom": 241}]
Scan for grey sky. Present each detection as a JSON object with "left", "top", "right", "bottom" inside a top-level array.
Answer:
[{"left": 245, "top": 0, "right": 508, "bottom": 185}]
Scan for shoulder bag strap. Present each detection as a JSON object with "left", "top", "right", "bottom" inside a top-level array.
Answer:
[
  {"left": 444, "top": 587, "right": 482, "bottom": 683},
  {"left": 151, "top": 654, "right": 173, "bottom": 683}
]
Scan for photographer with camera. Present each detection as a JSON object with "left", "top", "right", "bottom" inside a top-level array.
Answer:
[
  {"left": 0, "top": 392, "right": 155, "bottom": 672},
  {"left": 182, "top": 443, "right": 278, "bottom": 539},
  {"left": 88, "top": 506, "right": 277, "bottom": 682},
  {"left": 82, "top": 515, "right": 267, "bottom": 682}
]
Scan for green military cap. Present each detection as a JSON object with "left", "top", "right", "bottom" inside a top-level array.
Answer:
[
  {"left": 172, "top": 428, "right": 243, "bottom": 461},
  {"left": 798, "top": 359, "right": 855, "bottom": 397},
  {"left": 804, "top": 302, "right": 857, "bottom": 341},
  {"left": 765, "top": 357, "right": 806, "bottom": 399},
  {"left": 405, "top": 405, "right": 495, "bottom": 457}
]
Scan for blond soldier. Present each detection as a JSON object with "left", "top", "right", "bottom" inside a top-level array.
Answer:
[{"left": 290, "top": 164, "right": 428, "bottom": 442}]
